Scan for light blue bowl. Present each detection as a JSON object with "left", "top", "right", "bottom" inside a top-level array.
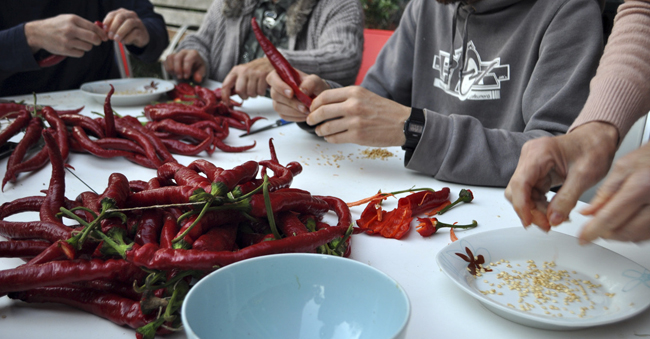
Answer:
[{"left": 181, "top": 253, "right": 410, "bottom": 339}]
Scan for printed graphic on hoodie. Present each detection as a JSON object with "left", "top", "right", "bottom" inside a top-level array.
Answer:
[{"left": 433, "top": 41, "right": 510, "bottom": 101}]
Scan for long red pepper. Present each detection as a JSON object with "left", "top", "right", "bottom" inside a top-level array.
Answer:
[
  {"left": 40, "top": 129, "right": 66, "bottom": 224},
  {"left": 0, "top": 109, "right": 30, "bottom": 147},
  {"left": 2, "top": 117, "right": 43, "bottom": 190},
  {"left": 250, "top": 18, "right": 313, "bottom": 107},
  {"left": 9, "top": 286, "right": 156, "bottom": 329},
  {"left": 127, "top": 225, "right": 348, "bottom": 270},
  {"left": 104, "top": 85, "right": 116, "bottom": 138},
  {"left": 0, "top": 258, "right": 143, "bottom": 295},
  {"left": 0, "top": 240, "right": 51, "bottom": 258},
  {"left": 43, "top": 107, "right": 69, "bottom": 161},
  {"left": 0, "top": 220, "right": 73, "bottom": 242}
]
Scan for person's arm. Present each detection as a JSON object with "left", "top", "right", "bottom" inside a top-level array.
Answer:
[
  {"left": 120, "top": 0, "right": 169, "bottom": 62},
  {"left": 280, "top": 0, "right": 364, "bottom": 86},
  {"left": 569, "top": 0, "right": 650, "bottom": 140},
  {"left": 0, "top": 24, "right": 40, "bottom": 73},
  {"left": 385, "top": 0, "right": 602, "bottom": 186},
  {"left": 175, "top": 0, "right": 225, "bottom": 79}
]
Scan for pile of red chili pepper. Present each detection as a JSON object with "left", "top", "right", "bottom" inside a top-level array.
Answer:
[
  {"left": 349, "top": 187, "right": 476, "bottom": 239},
  {"left": 0, "top": 133, "right": 355, "bottom": 338},
  {"left": 0, "top": 83, "right": 263, "bottom": 190}
]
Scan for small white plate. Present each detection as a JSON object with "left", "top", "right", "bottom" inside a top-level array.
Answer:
[
  {"left": 80, "top": 78, "right": 174, "bottom": 106},
  {"left": 436, "top": 227, "right": 650, "bottom": 330}
]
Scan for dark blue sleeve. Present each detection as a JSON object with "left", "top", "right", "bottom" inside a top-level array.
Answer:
[
  {"left": 121, "top": 0, "right": 169, "bottom": 62},
  {"left": 0, "top": 24, "right": 39, "bottom": 73}
]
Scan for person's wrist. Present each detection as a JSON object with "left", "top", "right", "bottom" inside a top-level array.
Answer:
[{"left": 24, "top": 21, "right": 43, "bottom": 53}]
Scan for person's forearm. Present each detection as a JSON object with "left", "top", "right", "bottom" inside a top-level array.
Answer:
[
  {"left": 0, "top": 24, "right": 40, "bottom": 72},
  {"left": 569, "top": 0, "right": 650, "bottom": 139}
]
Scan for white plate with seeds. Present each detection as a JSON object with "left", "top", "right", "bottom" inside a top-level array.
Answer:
[
  {"left": 436, "top": 227, "right": 650, "bottom": 330},
  {"left": 80, "top": 78, "right": 174, "bottom": 106}
]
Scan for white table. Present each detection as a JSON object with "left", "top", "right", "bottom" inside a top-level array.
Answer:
[{"left": 1, "top": 85, "right": 650, "bottom": 339}]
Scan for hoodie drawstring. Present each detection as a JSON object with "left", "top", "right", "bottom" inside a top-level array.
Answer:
[{"left": 449, "top": 2, "right": 475, "bottom": 94}]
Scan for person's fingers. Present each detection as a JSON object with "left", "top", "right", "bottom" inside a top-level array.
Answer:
[
  {"left": 580, "top": 161, "right": 628, "bottom": 216},
  {"left": 235, "top": 72, "right": 249, "bottom": 100},
  {"left": 269, "top": 86, "right": 307, "bottom": 121},
  {"left": 546, "top": 160, "right": 599, "bottom": 226},
  {"left": 256, "top": 76, "right": 267, "bottom": 97},
  {"left": 193, "top": 63, "right": 206, "bottom": 83},
  {"left": 579, "top": 176, "right": 648, "bottom": 243},
  {"left": 604, "top": 207, "right": 650, "bottom": 242},
  {"left": 182, "top": 54, "right": 198, "bottom": 80}
]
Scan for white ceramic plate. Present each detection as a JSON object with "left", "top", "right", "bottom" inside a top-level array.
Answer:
[
  {"left": 436, "top": 227, "right": 650, "bottom": 330},
  {"left": 80, "top": 78, "right": 174, "bottom": 106}
]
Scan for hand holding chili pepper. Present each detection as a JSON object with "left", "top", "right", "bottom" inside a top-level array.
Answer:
[
  {"left": 164, "top": 49, "right": 207, "bottom": 83},
  {"left": 102, "top": 8, "right": 150, "bottom": 48},
  {"left": 25, "top": 16, "right": 107, "bottom": 66}
]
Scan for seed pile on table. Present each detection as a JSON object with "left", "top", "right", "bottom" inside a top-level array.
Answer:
[
  {"left": 0, "top": 83, "right": 263, "bottom": 190},
  {"left": 0, "top": 132, "right": 355, "bottom": 338}
]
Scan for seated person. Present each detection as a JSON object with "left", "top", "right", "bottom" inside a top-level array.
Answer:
[
  {"left": 164, "top": 0, "right": 364, "bottom": 100},
  {"left": 0, "top": 1, "right": 168, "bottom": 96},
  {"left": 268, "top": 0, "right": 605, "bottom": 187}
]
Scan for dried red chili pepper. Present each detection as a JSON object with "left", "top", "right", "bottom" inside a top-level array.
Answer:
[
  {"left": 126, "top": 186, "right": 196, "bottom": 207},
  {"left": 59, "top": 113, "right": 106, "bottom": 138},
  {"left": 0, "top": 240, "right": 51, "bottom": 258},
  {"left": 0, "top": 109, "right": 30, "bottom": 147},
  {"left": 71, "top": 126, "right": 137, "bottom": 158},
  {"left": 250, "top": 18, "right": 313, "bottom": 108},
  {"left": 192, "top": 224, "right": 238, "bottom": 252},
  {"left": 2, "top": 117, "right": 43, "bottom": 190},
  {"left": 0, "top": 220, "right": 73, "bottom": 243},
  {"left": 8, "top": 286, "right": 156, "bottom": 329}
]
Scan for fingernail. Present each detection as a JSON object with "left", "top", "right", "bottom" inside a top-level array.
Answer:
[
  {"left": 108, "top": 32, "right": 115, "bottom": 39},
  {"left": 298, "top": 105, "right": 307, "bottom": 114},
  {"left": 114, "top": 34, "right": 121, "bottom": 41},
  {"left": 284, "top": 89, "right": 292, "bottom": 97},
  {"left": 549, "top": 212, "right": 564, "bottom": 226}
]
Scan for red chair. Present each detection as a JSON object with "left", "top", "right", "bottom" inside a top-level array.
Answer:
[{"left": 355, "top": 29, "right": 394, "bottom": 85}]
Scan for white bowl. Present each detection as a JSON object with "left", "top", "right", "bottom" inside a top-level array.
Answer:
[
  {"left": 181, "top": 253, "right": 410, "bottom": 339},
  {"left": 80, "top": 78, "right": 174, "bottom": 106}
]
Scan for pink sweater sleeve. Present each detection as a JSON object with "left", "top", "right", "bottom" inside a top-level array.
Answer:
[{"left": 569, "top": 0, "right": 650, "bottom": 139}]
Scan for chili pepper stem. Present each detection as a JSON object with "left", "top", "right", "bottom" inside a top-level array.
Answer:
[
  {"left": 437, "top": 220, "right": 478, "bottom": 230},
  {"left": 437, "top": 189, "right": 474, "bottom": 215},
  {"left": 261, "top": 175, "right": 282, "bottom": 240},
  {"left": 171, "top": 200, "right": 212, "bottom": 244},
  {"left": 331, "top": 223, "right": 354, "bottom": 255}
]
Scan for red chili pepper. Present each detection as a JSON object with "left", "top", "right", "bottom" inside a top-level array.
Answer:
[
  {"left": 104, "top": 85, "right": 116, "bottom": 138},
  {"left": 115, "top": 123, "right": 164, "bottom": 168},
  {"left": 0, "top": 196, "right": 45, "bottom": 220},
  {"left": 192, "top": 224, "right": 238, "bottom": 252},
  {"left": 399, "top": 187, "right": 450, "bottom": 216},
  {"left": 59, "top": 113, "right": 106, "bottom": 138},
  {"left": 159, "top": 213, "right": 180, "bottom": 249},
  {"left": 40, "top": 129, "right": 66, "bottom": 224},
  {"left": 135, "top": 209, "right": 163, "bottom": 246},
  {"left": 126, "top": 186, "right": 196, "bottom": 207},
  {"left": 10, "top": 146, "right": 49, "bottom": 174},
  {"left": 277, "top": 211, "right": 310, "bottom": 238},
  {"left": 0, "top": 109, "right": 30, "bottom": 147},
  {"left": 157, "top": 162, "right": 211, "bottom": 192},
  {"left": 94, "top": 137, "right": 146, "bottom": 154},
  {"left": 0, "top": 240, "right": 51, "bottom": 258},
  {"left": 0, "top": 220, "right": 73, "bottom": 242},
  {"left": 0, "top": 103, "right": 29, "bottom": 119},
  {"left": 415, "top": 217, "right": 478, "bottom": 238},
  {"left": 0, "top": 258, "right": 143, "bottom": 295},
  {"left": 212, "top": 160, "right": 259, "bottom": 196},
  {"left": 127, "top": 225, "right": 348, "bottom": 271},
  {"left": 250, "top": 18, "right": 313, "bottom": 108},
  {"left": 2, "top": 117, "right": 43, "bottom": 190},
  {"left": 160, "top": 134, "right": 214, "bottom": 156},
  {"left": 71, "top": 126, "right": 137, "bottom": 158},
  {"left": 188, "top": 159, "right": 223, "bottom": 182},
  {"left": 8, "top": 286, "right": 156, "bottom": 329},
  {"left": 27, "top": 240, "right": 76, "bottom": 266}
]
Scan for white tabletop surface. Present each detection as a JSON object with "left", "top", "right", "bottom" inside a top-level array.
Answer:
[{"left": 1, "top": 82, "right": 650, "bottom": 339}]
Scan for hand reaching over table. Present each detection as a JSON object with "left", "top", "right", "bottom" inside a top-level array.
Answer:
[
  {"left": 102, "top": 8, "right": 150, "bottom": 48},
  {"left": 24, "top": 14, "right": 107, "bottom": 58}
]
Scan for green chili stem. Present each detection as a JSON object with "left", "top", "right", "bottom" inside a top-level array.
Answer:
[
  {"left": 171, "top": 199, "right": 212, "bottom": 244},
  {"left": 437, "top": 220, "right": 478, "bottom": 229},
  {"left": 331, "top": 223, "right": 354, "bottom": 255},
  {"left": 437, "top": 189, "right": 473, "bottom": 215},
  {"left": 262, "top": 175, "right": 281, "bottom": 240}
]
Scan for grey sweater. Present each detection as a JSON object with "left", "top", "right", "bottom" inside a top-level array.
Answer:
[
  {"left": 360, "top": 0, "right": 604, "bottom": 187},
  {"left": 178, "top": 0, "right": 364, "bottom": 86}
]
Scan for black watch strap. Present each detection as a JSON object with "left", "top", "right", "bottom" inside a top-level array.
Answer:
[{"left": 402, "top": 108, "right": 425, "bottom": 164}]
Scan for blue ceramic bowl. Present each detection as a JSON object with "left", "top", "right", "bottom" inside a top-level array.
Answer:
[{"left": 181, "top": 253, "right": 410, "bottom": 339}]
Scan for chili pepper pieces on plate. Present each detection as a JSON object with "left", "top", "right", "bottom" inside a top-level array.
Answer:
[{"left": 0, "top": 137, "right": 356, "bottom": 339}]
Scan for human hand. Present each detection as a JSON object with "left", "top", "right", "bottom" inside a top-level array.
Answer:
[
  {"left": 24, "top": 14, "right": 107, "bottom": 57},
  {"left": 578, "top": 142, "right": 650, "bottom": 243},
  {"left": 267, "top": 69, "right": 329, "bottom": 121},
  {"left": 103, "top": 8, "right": 149, "bottom": 48},
  {"left": 505, "top": 122, "right": 618, "bottom": 231},
  {"left": 307, "top": 86, "right": 410, "bottom": 146},
  {"left": 221, "top": 58, "right": 275, "bottom": 101},
  {"left": 164, "top": 49, "right": 207, "bottom": 83}
]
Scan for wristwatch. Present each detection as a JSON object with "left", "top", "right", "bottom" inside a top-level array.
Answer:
[{"left": 402, "top": 108, "right": 425, "bottom": 164}]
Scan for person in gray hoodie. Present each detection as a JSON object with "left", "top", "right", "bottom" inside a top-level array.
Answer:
[{"left": 267, "top": 0, "right": 604, "bottom": 187}]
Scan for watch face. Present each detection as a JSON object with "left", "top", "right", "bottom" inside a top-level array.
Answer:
[{"left": 407, "top": 123, "right": 424, "bottom": 134}]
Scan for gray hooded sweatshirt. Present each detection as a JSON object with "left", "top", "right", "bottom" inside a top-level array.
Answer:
[{"left": 361, "top": 0, "right": 603, "bottom": 187}]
